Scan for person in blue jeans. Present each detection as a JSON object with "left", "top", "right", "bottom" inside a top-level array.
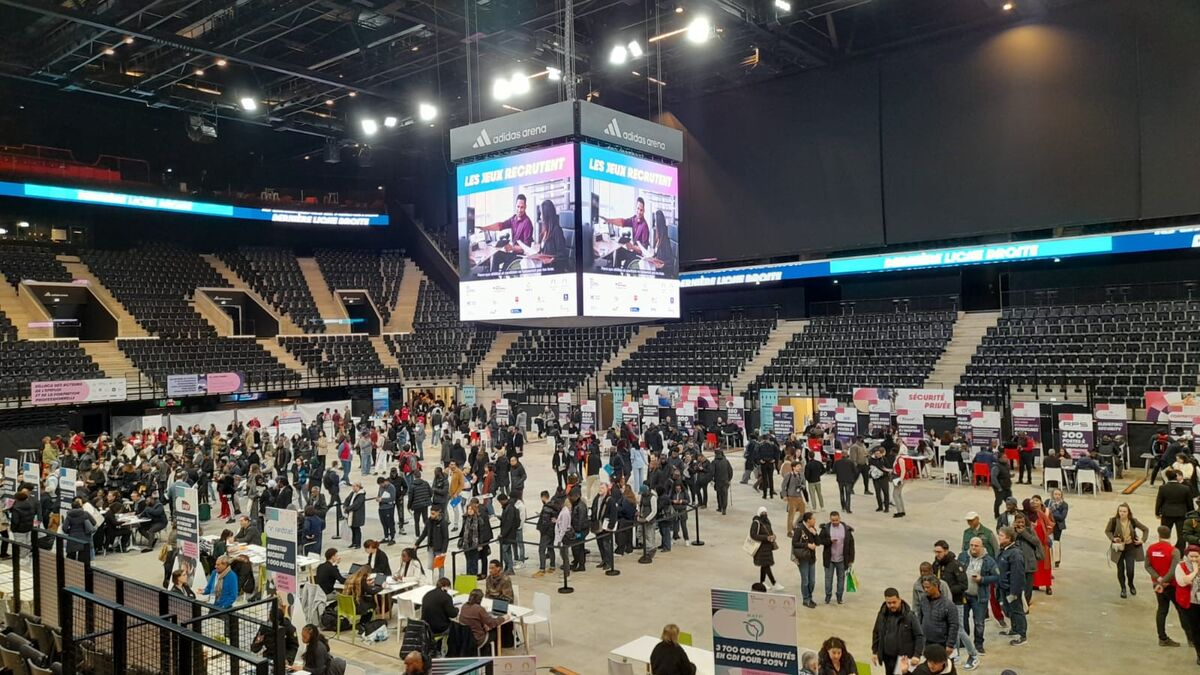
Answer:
[
  {"left": 819, "top": 511, "right": 855, "bottom": 604},
  {"left": 791, "top": 511, "right": 821, "bottom": 608},
  {"left": 996, "top": 527, "right": 1028, "bottom": 646},
  {"left": 658, "top": 489, "right": 674, "bottom": 552},
  {"left": 958, "top": 536, "right": 999, "bottom": 652}
]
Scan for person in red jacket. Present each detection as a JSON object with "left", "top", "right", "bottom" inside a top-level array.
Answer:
[
  {"left": 1146, "top": 525, "right": 1183, "bottom": 647},
  {"left": 1174, "top": 545, "right": 1200, "bottom": 665},
  {"left": 1016, "top": 431, "right": 1037, "bottom": 485}
]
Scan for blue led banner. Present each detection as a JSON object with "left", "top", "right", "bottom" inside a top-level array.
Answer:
[
  {"left": 681, "top": 226, "right": 1200, "bottom": 288},
  {"left": 0, "top": 179, "right": 388, "bottom": 225}
]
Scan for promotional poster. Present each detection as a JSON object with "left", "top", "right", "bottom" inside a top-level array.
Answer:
[
  {"left": 970, "top": 410, "right": 1002, "bottom": 450},
  {"left": 611, "top": 386, "right": 626, "bottom": 425},
  {"left": 835, "top": 407, "right": 857, "bottom": 446},
  {"left": 495, "top": 399, "right": 511, "bottom": 426},
  {"left": 867, "top": 398, "right": 893, "bottom": 435},
  {"left": 725, "top": 396, "right": 745, "bottom": 430},
  {"left": 711, "top": 588, "right": 799, "bottom": 675},
  {"left": 677, "top": 401, "right": 696, "bottom": 433},
  {"left": 1010, "top": 401, "right": 1042, "bottom": 444},
  {"left": 1094, "top": 403, "right": 1128, "bottom": 439},
  {"left": 759, "top": 389, "right": 779, "bottom": 433},
  {"left": 266, "top": 507, "right": 299, "bottom": 595},
  {"left": 463, "top": 385, "right": 477, "bottom": 407},
  {"left": 956, "top": 400, "right": 982, "bottom": 440},
  {"left": 557, "top": 392, "right": 572, "bottom": 426},
  {"left": 175, "top": 486, "right": 203, "bottom": 590},
  {"left": 1059, "top": 413, "right": 1095, "bottom": 458},
  {"left": 896, "top": 409, "right": 924, "bottom": 448},
  {"left": 580, "top": 401, "right": 596, "bottom": 434},
  {"left": 895, "top": 388, "right": 954, "bottom": 417},
  {"left": 2, "top": 459, "right": 16, "bottom": 509},
  {"left": 772, "top": 405, "right": 795, "bottom": 438},
  {"left": 816, "top": 398, "right": 839, "bottom": 427},
  {"left": 58, "top": 467, "right": 77, "bottom": 517}
]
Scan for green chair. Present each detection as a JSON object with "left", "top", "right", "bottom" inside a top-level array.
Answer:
[
  {"left": 679, "top": 631, "right": 693, "bottom": 646},
  {"left": 454, "top": 574, "right": 478, "bottom": 597},
  {"left": 261, "top": 532, "right": 268, "bottom": 547},
  {"left": 856, "top": 661, "right": 871, "bottom": 675},
  {"left": 335, "top": 593, "right": 361, "bottom": 640}
]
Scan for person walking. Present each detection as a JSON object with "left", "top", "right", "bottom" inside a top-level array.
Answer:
[
  {"left": 377, "top": 476, "right": 397, "bottom": 545},
  {"left": 817, "top": 636, "right": 857, "bottom": 675},
  {"left": 932, "top": 540, "right": 978, "bottom": 670},
  {"left": 781, "top": 461, "right": 808, "bottom": 536},
  {"left": 833, "top": 454, "right": 857, "bottom": 514},
  {"left": 1157, "top": 469, "right": 1194, "bottom": 549},
  {"left": 992, "top": 455, "right": 1013, "bottom": 520},
  {"left": 712, "top": 449, "right": 733, "bottom": 515},
  {"left": 792, "top": 511, "right": 820, "bottom": 608},
  {"left": 917, "top": 575, "right": 963, "bottom": 667},
  {"left": 958, "top": 536, "right": 998, "bottom": 655},
  {"left": 408, "top": 470, "right": 432, "bottom": 547},
  {"left": 1105, "top": 502, "right": 1150, "bottom": 598},
  {"left": 1145, "top": 525, "right": 1184, "bottom": 648},
  {"left": 996, "top": 527, "right": 1028, "bottom": 646},
  {"left": 819, "top": 511, "right": 855, "bottom": 605},
  {"left": 749, "top": 507, "right": 782, "bottom": 591},
  {"left": 871, "top": 587, "right": 925, "bottom": 675},
  {"left": 849, "top": 438, "right": 872, "bottom": 495}
]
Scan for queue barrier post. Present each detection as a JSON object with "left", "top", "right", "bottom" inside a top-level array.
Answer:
[{"left": 692, "top": 504, "right": 705, "bottom": 547}]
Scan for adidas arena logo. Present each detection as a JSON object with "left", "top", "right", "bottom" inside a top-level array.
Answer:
[
  {"left": 602, "top": 117, "right": 667, "bottom": 151},
  {"left": 471, "top": 124, "right": 549, "bottom": 149}
]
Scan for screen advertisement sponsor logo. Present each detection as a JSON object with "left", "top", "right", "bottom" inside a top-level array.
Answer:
[
  {"left": 449, "top": 100, "right": 575, "bottom": 161},
  {"left": 711, "top": 588, "right": 798, "bottom": 675},
  {"left": 577, "top": 101, "right": 684, "bottom": 161}
]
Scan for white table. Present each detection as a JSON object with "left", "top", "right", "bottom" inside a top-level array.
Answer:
[{"left": 611, "top": 635, "right": 715, "bottom": 675}]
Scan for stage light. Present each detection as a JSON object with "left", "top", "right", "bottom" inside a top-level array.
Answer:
[
  {"left": 17, "top": 222, "right": 29, "bottom": 228},
  {"left": 239, "top": 97, "right": 257, "bottom": 111},
  {"left": 383, "top": 116, "right": 398, "bottom": 128},
  {"left": 492, "top": 77, "right": 512, "bottom": 101},
  {"left": 609, "top": 45, "right": 628, "bottom": 65},
  {"left": 360, "top": 118, "right": 379, "bottom": 136},
  {"left": 348, "top": 91, "right": 357, "bottom": 97},
  {"left": 546, "top": 67, "right": 561, "bottom": 81},
  {"left": 325, "top": 99, "right": 335, "bottom": 106},
  {"left": 510, "top": 72, "right": 530, "bottom": 95},
  {"left": 216, "top": 58, "right": 228, "bottom": 67},
  {"left": 417, "top": 103, "right": 438, "bottom": 121},
  {"left": 1003, "top": 2, "right": 1014, "bottom": 9},
  {"left": 675, "top": 6, "right": 684, "bottom": 13},
  {"left": 775, "top": 0, "right": 791, "bottom": 11},
  {"left": 194, "top": 68, "right": 205, "bottom": 76},
  {"left": 103, "top": 48, "right": 115, "bottom": 56},
  {"left": 0, "top": 229, "right": 8, "bottom": 235},
  {"left": 687, "top": 16, "right": 712, "bottom": 43},
  {"left": 628, "top": 41, "right": 643, "bottom": 58}
]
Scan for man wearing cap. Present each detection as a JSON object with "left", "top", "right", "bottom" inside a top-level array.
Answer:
[{"left": 962, "top": 512, "right": 998, "bottom": 558}]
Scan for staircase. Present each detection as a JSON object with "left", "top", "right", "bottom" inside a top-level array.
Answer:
[
  {"left": 730, "top": 319, "right": 809, "bottom": 396},
  {"left": 0, "top": 274, "right": 50, "bottom": 339},
  {"left": 258, "top": 338, "right": 307, "bottom": 378},
  {"left": 386, "top": 263, "right": 425, "bottom": 334},
  {"left": 189, "top": 294, "right": 234, "bottom": 336},
  {"left": 79, "top": 341, "right": 144, "bottom": 383},
  {"left": 581, "top": 325, "right": 664, "bottom": 398},
  {"left": 200, "top": 254, "right": 303, "bottom": 334},
  {"left": 57, "top": 257, "right": 150, "bottom": 337},
  {"left": 925, "top": 310, "right": 1002, "bottom": 388},
  {"left": 296, "top": 258, "right": 350, "bottom": 334},
  {"left": 369, "top": 336, "right": 402, "bottom": 373},
  {"left": 469, "top": 331, "right": 521, "bottom": 396}
]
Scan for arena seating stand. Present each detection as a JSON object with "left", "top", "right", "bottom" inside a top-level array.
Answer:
[
  {"left": 0, "top": 340, "right": 104, "bottom": 398},
  {"left": 490, "top": 325, "right": 637, "bottom": 395},
  {"left": 385, "top": 279, "right": 494, "bottom": 381},
  {"left": 0, "top": 244, "right": 72, "bottom": 286},
  {"left": 279, "top": 334, "right": 399, "bottom": 380},
  {"left": 958, "top": 300, "right": 1197, "bottom": 408},
  {"left": 118, "top": 336, "right": 298, "bottom": 389},
  {"left": 0, "top": 311, "right": 16, "bottom": 342},
  {"left": 82, "top": 244, "right": 229, "bottom": 338},
  {"left": 314, "top": 248, "right": 404, "bottom": 325},
  {"left": 754, "top": 310, "right": 956, "bottom": 399},
  {"left": 219, "top": 247, "right": 324, "bottom": 333},
  {"left": 607, "top": 317, "right": 775, "bottom": 391}
]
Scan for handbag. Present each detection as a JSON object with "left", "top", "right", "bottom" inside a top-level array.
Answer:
[
  {"left": 845, "top": 568, "right": 859, "bottom": 593},
  {"left": 742, "top": 534, "right": 761, "bottom": 557}
]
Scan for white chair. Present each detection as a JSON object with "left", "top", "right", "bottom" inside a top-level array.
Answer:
[
  {"left": 1043, "top": 467, "right": 1065, "bottom": 490},
  {"left": 607, "top": 656, "right": 636, "bottom": 675},
  {"left": 943, "top": 461, "right": 961, "bottom": 485},
  {"left": 521, "top": 591, "right": 553, "bottom": 646},
  {"left": 394, "top": 598, "right": 416, "bottom": 628},
  {"left": 1076, "top": 469, "right": 1098, "bottom": 495},
  {"left": 511, "top": 584, "right": 520, "bottom": 606}
]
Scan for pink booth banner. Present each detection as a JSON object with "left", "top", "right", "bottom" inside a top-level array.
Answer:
[{"left": 31, "top": 377, "right": 126, "bottom": 405}]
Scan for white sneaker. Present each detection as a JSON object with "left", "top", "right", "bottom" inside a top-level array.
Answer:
[{"left": 772, "top": 583, "right": 786, "bottom": 591}]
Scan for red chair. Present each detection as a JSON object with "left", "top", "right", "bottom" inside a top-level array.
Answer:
[{"left": 972, "top": 463, "right": 991, "bottom": 487}]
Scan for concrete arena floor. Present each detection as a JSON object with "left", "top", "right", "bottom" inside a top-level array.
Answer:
[{"left": 95, "top": 438, "right": 1188, "bottom": 675}]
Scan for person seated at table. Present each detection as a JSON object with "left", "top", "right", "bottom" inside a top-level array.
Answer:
[
  {"left": 483, "top": 558, "right": 514, "bottom": 603},
  {"left": 135, "top": 495, "right": 167, "bottom": 552},
  {"left": 395, "top": 547, "right": 425, "bottom": 580},
  {"left": 315, "top": 548, "right": 345, "bottom": 595},
  {"left": 203, "top": 555, "right": 239, "bottom": 609},
  {"left": 231, "top": 553, "right": 257, "bottom": 599},
  {"left": 1075, "top": 452, "right": 1109, "bottom": 490},
  {"left": 1043, "top": 449, "right": 1063, "bottom": 470},
  {"left": 289, "top": 624, "right": 331, "bottom": 674},
  {"left": 943, "top": 442, "right": 967, "bottom": 477},
  {"left": 253, "top": 600, "right": 299, "bottom": 665},
  {"left": 361, "top": 539, "right": 391, "bottom": 576},
  {"left": 234, "top": 515, "right": 261, "bottom": 545},
  {"left": 420, "top": 577, "right": 458, "bottom": 636},
  {"left": 344, "top": 564, "right": 380, "bottom": 626},
  {"left": 650, "top": 623, "right": 696, "bottom": 675},
  {"left": 169, "top": 567, "right": 196, "bottom": 599},
  {"left": 102, "top": 492, "right": 133, "bottom": 552},
  {"left": 458, "top": 589, "right": 505, "bottom": 654}
]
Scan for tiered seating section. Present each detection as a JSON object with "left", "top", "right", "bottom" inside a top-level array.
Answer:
[
  {"left": 0, "top": 340, "right": 102, "bottom": 398},
  {"left": 0, "top": 311, "right": 16, "bottom": 342},
  {"left": 959, "top": 300, "right": 1198, "bottom": 407},
  {"left": 219, "top": 247, "right": 324, "bottom": 332},
  {"left": 385, "top": 280, "right": 494, "bottom": 381},
  {"left": 314, "top": 249, "right": 404, "bottom": 324},
  {"left": 279, "top": 334, "right": 399, "bottom": 380},
  {"left": 118, "top": 337, "right": 298, "bottom": 388},
  {"left": 0, "top": 245, "right": 72, "bottom": 286},
  {"left": 491, "top": 326, "right": 637, "bottom": 395},
  {"left": 607, "top": 318, "right": 775, "bottom": 391},
  {"left": 755, "top": 310, "right": 955, "bottom": 398},
  {"left": 83, "top": 244, "right": 228, "bottom": 338}
]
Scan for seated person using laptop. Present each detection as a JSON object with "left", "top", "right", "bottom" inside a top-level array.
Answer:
[
  {"left": 458, "top": 589, "right": 509, "bottom": 653},
  {"left": 484, "top": 558, "right": 514, "bottom": 603},
  {"left": 315, "top": 548, "right": 345, "bottom": 595}
]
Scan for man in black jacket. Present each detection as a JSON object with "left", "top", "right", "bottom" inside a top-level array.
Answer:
[
  {"left": 138, "top": 495, "right": 168, "bottom": 552},
  {"left": 872, "top": 588, "right": 925, "bottom": 675},
  {"left": 497, "top": 494, "right": 520, "bottom": 573},
  {"left": 315, "top": 548, "right": 345, "bottom": 594},
  {"left": 409, "top": 471, "right": 433, "bottom": 546},
  {"left": 234, "top": 515, "right": 261, "bottom": 545},
  {"left": 1156, "top": 469, "right": 1194, "bottom": 548},
  {"left": 420, "top": 577, "right": 459, "bottom": 636},
  {"left": 758, "top": 435, "right": 781, "bottom": 499},
  {"left": 712, "top": 450, "right": 734, "bottom": 515},
  {"left": 833, "top": 455, "right": 858, "bottom": 514},
  {"left": 343, "top": 483, "right": 366, "bottom": 549},
  {"left": 991, "top": 455, "right": 1013, "bottom": 520},
  {"left": 569, "top": 489, "right": 589, "bottom": 571}
]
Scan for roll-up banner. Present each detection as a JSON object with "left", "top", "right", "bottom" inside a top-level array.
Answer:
[
  {"left": 1059, "top": 413, "right": 1094, "bottom": 458},
  {"left": 1010, "top": 401, "right": 1042, "bottom": 445},
  {"left": 463, "top": 385, "right": 477, "bottom": 407},
  {"left": 1094, "top": 403, "right": 1128, "bottom": 439},
  {"left": 495, "top": 400, "right": 511, "bottom": 426},
  {"left": 970, "top": 410, "right": 1002, "bottom": 450},
  {"left": 2, "top": 459, "right": 16, "bottom": 509},
  {"left": 557, "top": 393, "right": 572, "bottom": 426},
  {"left": 58, "top": 467, "right": 77, "bottom": 517},
  {"left": 816, "top": 398, "right": 839, "bottom": 427},
  {"left": 611, "top": 386, "right": 627, "bottom": 425},
  {"left": 772, "top": 405, "right": 794, "bottom": 438},
  {"left": 895, "top": 388, "right": 955, "bottom": 417},
  {"left": 759, "top": 389, "right": 779, "bottom": 434},
  {"left": 896, "top": 409, "right": 924, "bottom": 448},
  {"left": 725, "top": 396, "right": 745, "bottom": 430},
  {"left": 266, "top": 506, "right": 299, "bottom": 596},
  {"left": 175, "top": 486, "right": 203, "bottom": 588},
  {"left": 868, "top": 398, "right": 892, "bottom": 435},
  {"left": 834, "top": 407, "right": 857, "bottom": 446},
  {"left": 711, "top": 588, "right": 798, "bottom": 675},
  {"left": 580, "top": 401, "right": 596, "bottom": 434},
  {"left": 956, "top": 400, "right": 982, "bottom": 439},
  {"left": 677, "top": 402, "right": 696, "bottom": 433}
]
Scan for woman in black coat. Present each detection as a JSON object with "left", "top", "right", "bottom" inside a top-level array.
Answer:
[
  {"left": 749, "top": 507, "right": 780, "bottom": 589},
  {"left": 649, "top": 623, "right": 696, "bottom": 675}
]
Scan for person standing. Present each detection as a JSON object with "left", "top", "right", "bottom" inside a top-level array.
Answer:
[
  {"left": 833, "top": 454, "right": 857, "bottom": 514},
  {"left": 958, "top": 536, "right": 998, "bottom": 655},
  {"left": 712, "top": 449, "right": 734, "bottom": 515},
  {"left": 992, "top": 455, "right": 1013, "bottom": 520},
  {"left": 792, "top": 511, "right": 820, "bottom": 608},
  {"left": 1047, "top": 488, "right": 1069, "bottom": 567},
  {"left": 630, "top": 442, "right": 648, "bottom": 494},
  {"left": 962, "top": 512, "right": 998, "bottom": 559},
  {"left": 1105, "top": 502, "right": 1150, "bottom": 598},
  {"left": 759, "top": 435, "right": 780, "bottom": 499},
  {"left": 408, "top": 470, "right": 432, "bottom": 546},
  {"left": 1174, "top": 545, "right": 1200, "bottom": 666},
  {"left": 749, "top": 507, "right": 782, "bottom": 590},
  {"left": 1016, "top": 431, "right": 1037, "bottom": 485},
  {"left": 533, "top": 491, "right": 559, "bottom": 578},
  {"left": 1145, "top": 525, "right": 1184, "bottom": 648},
  {"left": 343, "top": 483, "right": 365, "bottom": 549},
  {"left": 917, "top": 577, "right": 964, "bottom": 669},
  {"left": 932, "top": 540, "right": 978, "bottom": 670},
  {"left": 849, "top": 438, "right": 872, "bottom": 496},
  {"left": 377, "top": 477, "right": 397, "bottom": 545},
  {"left": 781, "top": 461, "right": 808, "bottom": 536},
  {"left": 804, "top": 451, "right": 826, "bottom": 511},
  {"left": 819, "top": 511, "right": 855, "bottom": 605},
  {"left": 891, "top": 451, "right": 913, "bottom": 519},
  {"left": 996, "top": 527, "right": 1028, "bottom": 646},
  {"left": 497, "top": 494, "right": 520, "bottom": 574},
  {"left": 591, "top": 483, "right": 616, "bottom": 573},
  {"left": 869, "top": 447, "right": 892, "bottom": 513},
  {"left": 871, "top": 587, "right": 925, "bottom": 675},
  {"left": 1157, "top": 469, "right": 1194, "bottom": 549},
  {"left": 741, "top": 432, "right": 759, "bottom": 485}
]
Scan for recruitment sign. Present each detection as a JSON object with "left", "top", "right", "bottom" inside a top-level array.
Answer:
[
  {"left": 970, "top": 410, "right": 1003, "bottom": 450},
  {"left": 1010, "top": 402, "right": 1042, "bottom": 445},
  {"left": 175, "top": 486, "right": 202, "bottom": 587},
  {"left": 1094, "top": 403, "right": 1128, "bottom": 439},
  {"left": 896, "top": 409, "right": 924, "bottom": 448},
  {"left": 58, "top": 467, "right": 77, "bottom": 517},
  {"left": 2, "top": 459, "right": 16, "bottom": 509},
  {"left": 816, "top": 398, "right": 838, "bottom": 427},
  {"left": 834, "top": 407, "right": 857, "bottom": 446},
  {"left": 1059, "top": 413, "right": 1094, "bottom": 459},
  {"left": 725, "top": 396, "right": 745, "bottom": 430},
  {"left": 759, "top": 389, "right": 779, "bottom": 434},
  {"left": 580, "top": 400, "right": 596, "bottom": 434},
  {"left": 265, "top": 507, "right": 299, "bottom": 595},
  {"left": 711, "top": 588, "right": 798, "bottom": 675},
  {"left": 611, "top": 386, "right": 627, "bottom": 425},
  {"left": 956, "top": 400, "right": 981, "bottom": 438},
  {"left": 772, "top": 406, "right": 794, "bottom": 438}
]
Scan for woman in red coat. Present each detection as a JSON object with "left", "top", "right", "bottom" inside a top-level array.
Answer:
[{"left": 1024, "top": 496, "right": 1054, "bottom": 594}]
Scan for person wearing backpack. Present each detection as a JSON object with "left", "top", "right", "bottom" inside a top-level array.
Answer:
[{"left": 534, "top": 490, "right": 560, "bottom": 578}]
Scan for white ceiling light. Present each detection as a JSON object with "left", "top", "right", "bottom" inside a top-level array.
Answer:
[
  {"left": 609, "top": 44, "right": 628, "bottom": 65},
  {"left": 546, "top": 67, "right": 562, "bottom": 81},
  {"left": 775, "top": 0, "right": 792, "bottom": 11},
  {"left": 417, "top": 103, "right": 438, "bottom": 122},
  {"left": 628, "top": 41, "right": 643, "bottom": 58},
  {"left": 17, "top": 221, "right": 29, "bottom": 228},
  {"left": 383, "top": 116, "right": 398, "bottom": 128},
  {"left": 239, "top": 96, "right": 257, "bottom": 111},
  {"left": 510, "top": 72, "right": 530, "bottom": 95},
  {"left": 493, "top": 77, "right": 512, "bottom": 101},
  {"left": 686, "top": 16, "right": 712, "bottom": 43},
  {"left": 0, "top": 229, "right": 8, "bottom": 235},
  {"left": 360, "top": 118, "right": 379, "bottom": 136}
]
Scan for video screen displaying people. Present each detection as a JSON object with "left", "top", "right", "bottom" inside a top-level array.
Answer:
[
  {"left": 456, "top": 144, "right": 577, "bottom": 320},
  {"left": 580, "top": 143, "right": 680, "bottom": 318}
]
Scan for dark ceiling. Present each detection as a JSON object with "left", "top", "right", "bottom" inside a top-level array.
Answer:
[{"left": 0, "top": 0, "right": 1086, "bottom": 146}]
